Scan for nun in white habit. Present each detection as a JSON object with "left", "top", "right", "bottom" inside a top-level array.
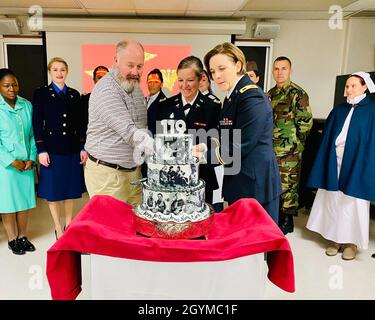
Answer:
[{"left": 306, "top": 71, "right": 375, "bottom": 260}]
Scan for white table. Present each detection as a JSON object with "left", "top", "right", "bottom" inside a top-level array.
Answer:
[{"left": 90, "top": 253, "right": 267, "bottom": 300}]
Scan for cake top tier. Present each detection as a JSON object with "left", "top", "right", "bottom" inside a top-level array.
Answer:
[{"left": 153, "top": 132, "right": 194, "bottom": 164}]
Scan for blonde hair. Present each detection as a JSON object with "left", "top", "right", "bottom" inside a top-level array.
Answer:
[
  {"left": 47, "top": 57, "right": 68, "bottom": 71},
  {"left": 177, "top": 56, "right": 204, "bottom": 80},
  {"left": 204, "top": 42, "right": 246, "bottom": 79}
]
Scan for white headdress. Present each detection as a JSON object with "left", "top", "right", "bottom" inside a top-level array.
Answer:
[{"left": 344, "top": 71, "right": 375, "bottom": 96}]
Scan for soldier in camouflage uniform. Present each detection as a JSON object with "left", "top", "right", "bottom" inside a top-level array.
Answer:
[{"left": 268, "top": 56, "right": 313, "bottom": 234}]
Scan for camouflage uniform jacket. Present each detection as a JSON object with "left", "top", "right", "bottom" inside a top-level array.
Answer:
[{"left": 267, "top": 81, "right": 313, "bottom": 157}]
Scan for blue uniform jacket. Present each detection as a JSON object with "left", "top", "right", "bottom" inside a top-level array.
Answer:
[
  {"left": 158, "top": 91, "right": 220, "bottom": 131},
  {"left": 32, "top": 83, "right": 85, "bottom": 155},
  {"left": 147, "top": 90, "right": 166, "bottom": 136},
  {"left": 80, "top": 92, "right": 90, "bottom": 138},
  {"left": 306, "top": 95, "right": 375, "bottom": 202},
  {"left": 219, "top": 75, "right": 282, "bottom": 205}
]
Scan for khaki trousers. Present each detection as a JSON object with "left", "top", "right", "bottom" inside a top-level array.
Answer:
[{"left": 84, "top": 157, "right": 142, "bottom": 206}]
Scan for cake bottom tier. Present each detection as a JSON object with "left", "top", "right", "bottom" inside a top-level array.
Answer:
[{"left": 138, "top": 180, "right": 209, "bottom": 223}]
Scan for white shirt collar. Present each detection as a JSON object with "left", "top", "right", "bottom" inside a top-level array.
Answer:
[
  {"left": 181, "top": 91, "right": 199, "bottom": 107},
  {"left": 146, "top": 91, "right": 160, "bottom": 109},
  {"left": 347, "top": 93, "right": 366, "bottom": 106},
  {"left": 227, "top": 75, "right": 245, "bottom": 99}
]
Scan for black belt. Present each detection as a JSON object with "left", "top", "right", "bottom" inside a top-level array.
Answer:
[{"left": 88, "top": 153, "right": 137, "bottom": 172}]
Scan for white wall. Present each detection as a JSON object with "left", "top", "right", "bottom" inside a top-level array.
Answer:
[
  {"left": 270, "top": 19, "right": 346, "bottom": 119},
  {"left": 45, "top": 32, "right": 231, "bottom": 100},
  {"left": 343, "top": 18, "right": 375, "bottom": 74},
  {"left": 268, "top": 18, "right": 375, "bottom": 119}
]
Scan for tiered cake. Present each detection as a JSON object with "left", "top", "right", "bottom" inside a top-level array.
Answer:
[{"left": 134, "top": 131, "right": 213, "bottom": 239}]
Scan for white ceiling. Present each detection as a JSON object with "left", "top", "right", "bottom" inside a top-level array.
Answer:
[{"left": 0, "top": 0, "right": 374, "bottom": 19}]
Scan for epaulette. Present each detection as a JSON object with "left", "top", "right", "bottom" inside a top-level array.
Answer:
[
  {"left": 289, "top": 82, "right": 307, "bottom": 95},
  {"left": 208, "top": 94, "right": 221, "bottom": 104},
  {"left": 239, "top": 84, "right": 258, "bottom": 93}
]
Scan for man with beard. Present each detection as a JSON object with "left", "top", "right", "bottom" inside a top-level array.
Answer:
[{"left": 84, "top": 39, "right": 153, "bottom": 205}]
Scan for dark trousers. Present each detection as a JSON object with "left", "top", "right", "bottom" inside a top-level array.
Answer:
[{"left": 261, "top": 197, "right": 279, "bottom": 224}]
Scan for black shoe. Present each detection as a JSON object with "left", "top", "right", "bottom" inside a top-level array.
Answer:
[
  {"left": 8, "top": 239, "right": 26, "bottom": 255},
  {"left": 279, "top": 214, "right": 294, "bottom": 235},
  {"left": 17, "top": 236, "right": 36, "bottom": 252}
]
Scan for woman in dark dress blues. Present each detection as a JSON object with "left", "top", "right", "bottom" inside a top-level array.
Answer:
[
  {"left": 32, "top": 57, "right": 87, "bottom": 240},
  {"left": 158, "top": 56, "right": 221, "bottom": 206},
  {"left": 203, "top": 42, "right": 282, "bottom": 223}
]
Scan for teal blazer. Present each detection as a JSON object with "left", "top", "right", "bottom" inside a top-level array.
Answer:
[{"left": 0, "top": 95, "right": 37, "bottom": 168}]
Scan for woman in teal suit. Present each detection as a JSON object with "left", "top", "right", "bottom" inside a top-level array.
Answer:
[{"left": 0, "top": 68, "right": 36, "bottom": 255}]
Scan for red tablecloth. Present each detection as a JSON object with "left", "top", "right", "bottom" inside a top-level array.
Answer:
[{"left": 46, "top": 195, "right": 295, "bottom": 300}]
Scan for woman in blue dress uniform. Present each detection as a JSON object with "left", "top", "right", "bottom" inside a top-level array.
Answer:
[
  {"left": 203, "top": 42, "right": 282, "bottom": 223},
  {"left": 158, "top": 56, "right": 221, "bottom": 206},
  {"left": 32, "top": 57, "right": 87, "bottom": 240},
  {"left": 0, "top": 68, "right": 36, "bottom": 255}
]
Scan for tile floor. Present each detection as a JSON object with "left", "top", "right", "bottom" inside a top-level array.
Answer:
[{"left": 0, "top": 194, "right": 374, "bottom": 300}]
